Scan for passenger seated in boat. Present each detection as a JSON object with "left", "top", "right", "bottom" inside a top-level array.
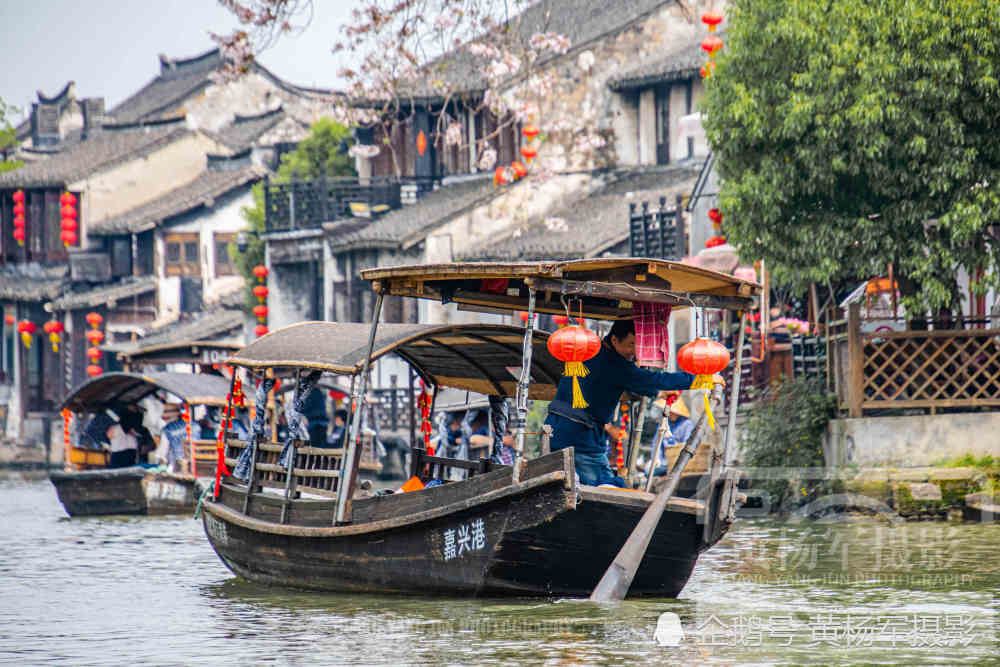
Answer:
[
  {"left": 326, "top": 409, "right": 349, "bottom": 448},
  {"left": 544, "top": 319, "right": 719, "bottom": 487},
  {"left": 107, "top": 420, "right": 139, "bottom": 468},
  {"left": 302, "top": 388, "right": 329, "bottom": 447},
  {"left": 467, "top": 411, "right": 492, "bottom": 459},
  {"left": 159, "top": 404, "right": 187, "bottom": 472},
  {"left": 119, "top": 404, "right": 155, "bottom": 464},
  {"left": 650, "top": 392, "right": 694, "bottom": 477}
]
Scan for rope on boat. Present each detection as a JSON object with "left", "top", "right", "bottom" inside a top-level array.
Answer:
[{"left": 193, "top": 480, "right": 215, "bottom": 520}]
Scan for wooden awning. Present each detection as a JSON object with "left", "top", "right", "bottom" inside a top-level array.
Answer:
[
  {"left": 227, "top": 322, "right": 563, "bottom": 399},
  {"left": 118, "top": 340, "right": 243, "bottom": 367},
  {"left": 62, "top": 371, "right": 232, "bottom": 412},
  {"left": 361, "top": 258, "right": 760, "bottom": 319}
]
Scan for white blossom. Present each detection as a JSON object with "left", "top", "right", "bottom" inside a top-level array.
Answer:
[
  {"left": 444, "top": 121, "right": 463, "bottom": 147},
  {"left": 349, "top": 144, "right": 381, "bottom": 159},
  {"left": 577, "top": 50, "right": 595, "bottom": 72},
  {"left": 477, "top": 148, "right": 497, "bottom": 170},
  {"left": 544, "top": 217, "right": 568, "bottom": 232}
]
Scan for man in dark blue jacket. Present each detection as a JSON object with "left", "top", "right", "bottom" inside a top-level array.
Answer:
[{"left": 544, "top": 319, "right": 712, "bottom": 487}]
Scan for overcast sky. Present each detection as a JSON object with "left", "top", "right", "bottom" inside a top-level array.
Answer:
[{"left": 0, "top": 1, "right": 360, "bottom": 124}]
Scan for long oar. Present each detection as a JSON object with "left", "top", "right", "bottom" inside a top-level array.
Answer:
[{"left": 589, "top": 384, "right": 724, "bottom": 602}]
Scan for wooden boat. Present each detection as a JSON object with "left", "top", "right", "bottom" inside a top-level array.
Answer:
[
  {"left": 200, "top": 258, "right": 760, "bottom": 597},
  {"left": 51, "top": 371, "right": 231, "bottom": 516}
]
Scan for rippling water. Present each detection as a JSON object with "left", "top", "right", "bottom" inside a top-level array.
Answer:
[{"left": 1, "top": 474, "right": 997, "bottom": 666}]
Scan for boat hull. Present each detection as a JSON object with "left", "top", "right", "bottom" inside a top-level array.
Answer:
[
  {"left": 201, "top": 453, "right": 734, "bottom": 597},
  {"left": 49, "top": 467, "right": 197, "bottom": 516}
]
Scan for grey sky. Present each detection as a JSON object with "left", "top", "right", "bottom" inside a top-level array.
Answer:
[{"left": 0, "top": 1, "right": 360, "bottom": 124}]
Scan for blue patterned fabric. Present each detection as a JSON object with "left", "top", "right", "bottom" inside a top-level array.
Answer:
[
  {"left": 233, "top": 378, "right": 275, "bottom": 481},
  {"left": 278, "top": 371, "right": 322, "bottom": 469},
  {"left": 488, "top": 395, "right": 516, "bottom": 466},
  {"left": 162, "top": 419, "right": 187, "bottom": 467}
]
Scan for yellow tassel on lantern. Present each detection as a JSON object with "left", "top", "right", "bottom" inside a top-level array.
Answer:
[
  {"left": 565, "top": 361, "right": 590, "bottom": 408},
  {"left": 20, "top": 332, "right": 32, "bottom": 349},
  {"left": 49, "top": 333, "right": 59, "bottom": 353},
  {"left": 689, "top": 374, "right": 717, "bottom": 430}
]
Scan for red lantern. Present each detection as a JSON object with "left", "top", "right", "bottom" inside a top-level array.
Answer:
[
  {"left": 86, "top": 347, "right": 103, "bottom": 361},
  {"left": 253, "top": 304, "right": 268, "bottom": 321},
  {"left": 12, "top": 228, "right": 24, "bottom": 245},
  {"left": 701, "top": 10, "right": 723, "bottom": 31},
  {"left": 85, "top": 329, "right": 104, "bottom": 345},
  {"left": 13, "top": 215, "right": 24, "bottom": 229},
  {"left": 60, "top": 192, "right": 76, "bottom": 207},
  {"left": 3, "top": 314, "right": 13, "bottom": 326},
  {"left": 518, "top": 311, "right": 531, "bottom": 323},
  {"left": 701, "top": 35, "right": 723, "bottom": 56},
  {"left": 86, "top": 312, "right": 103, "bottom": 328},
  {"left": 708, "top": 208, "right": 723, "bottom": 224},
  {"left": 61, "top": 218, "right": 78, "bottom": 232},
  {"left": 705, "top": 236, "right": 726, "bottom": 248},
  {"left": 700, "top": 62, "right": 716, "bottom": 78},
  {"left": 12, "top": 203, "right": 24, "bottom": 217},
  {"left": 253, "top": 285, "right": 268, "bottom": 302},
  {"left": 553, "top": 315, "right": 569, "bottom": 327},
  {"left": 547, "top": 325, "right": 601, "bottom": 408},
  {"left": 254, "top": 324, "right": 269, "bottom": 337},
  {"left": 416, "top": 130, "right": 427, "bottom": 157},
  {"left": 511, "top": 161, "right": 528, "bottom": 180},
  {"left": 520, "top": 146, "right": 537, "bottom": 163},
  {"left": 522, "top": 124, "right": 539, "bottom": 140},
  {"left": 493, "top": 166, "right": 508, "bottom": 187},
  {"left": 61, "top": 230, "right": 78, "bottom": 246},
  {"left": 60, "top": 205, "right": 77, "bottom": 220},
  {"left": 252, "top": 265, "right": 268, "bottom": 281},
  {"left": 86, "top": 365, "right": 103, "bottom": 377},
  {"left": 18, "top": 320, "right": 36, "bottom": 349},
  {"left": 43, "top": 320, "right": 64, "bottom": 352},
  {"left": 12, "top": 190, "right": 24, "bottom": 204},
  {"left": 677, "top": 338, "right": 730, "bottom": 376}
]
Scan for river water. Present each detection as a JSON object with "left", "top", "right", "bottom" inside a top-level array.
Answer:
[{"left": 1, "top": 474, "right": 997, "bottom": 666}]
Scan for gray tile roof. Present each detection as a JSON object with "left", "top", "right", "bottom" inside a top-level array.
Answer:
[
  {"left": 104, "top": 309, "right": 244, "bottom": 354},
  {"left": 46, "top": 275, "right": 158, "bottom": 311},
  {"left": 215, "top": 107, "right": 306, "bottom": 152},
  {"left": 88, "top": 164, "right": 267, "bottom": 236},
  {"left": 459, "top": 164, "right": 700, "bottom": 261},
  {"left": 608, "top": 31, "right": 726, "bottom": 91},
  {"left": 326, "top": 176, "right": 500, "bottom": 251},
  {"left": 402, "top": 0, "right": 673, "bottom": 98},
  {"left": 0, "top": 264, "right": 67, "bottom": 301},
  {"left": 109, "top": 50, "right": 223, "bottom": 124},
  {"left": 0, "top": 120, "right": 191, "bottom": 188}
]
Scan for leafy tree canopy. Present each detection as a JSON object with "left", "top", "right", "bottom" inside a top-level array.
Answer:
[
  {"left": 704, "top": 0, "right": 1000, "bottom": 314},
  {"left": 0, "top": 98, "right": 24, "bottom": 174},
  {"left": 232, "top": 118, "right": 355, "bottom": 307}
]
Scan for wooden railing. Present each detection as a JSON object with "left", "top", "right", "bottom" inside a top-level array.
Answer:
[
  {"left": 226, "top": 440, "right": 343, "bottom": 498},
  {"left": 834, "top": 303, "right": 1000, "bottom": 416}
]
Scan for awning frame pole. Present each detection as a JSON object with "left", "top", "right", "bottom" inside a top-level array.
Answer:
[
  {"left": 335, "top": 290, "right": 384, "bottom": 524},
  {"left": 512, "top": 287, "right": 536, "bottom": 482}
]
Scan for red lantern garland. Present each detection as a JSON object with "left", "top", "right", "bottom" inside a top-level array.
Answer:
[
  {"left": 84, "top": 312, "right": 104, "bottom": 376},
  {"left": 417, "top": 381, "right": 434, "bottom": 455},
  {"left": 17, "top": 320, "right": 36, "bottom": 349},
  {"left": 254, "top": 324, "right": 269, "bottom": 337},
  {"left": 706, "top": 236, "right": 727, "bottom": 248},
  {"left": 701, "top": 10, "right": 723, "bottom": 31},
  {"left": 252, "top": 265, "right": 268, "bottom": 337},
  {"left": 60, "top": 192, "right": 78, "bottom": 248},
  {"left": 677, "top": 338, "right": 730, "bottom": 430},
  {"left": 616, "top": 398, "right": 629, "bottom": 470},
  {"left": 547, "top": 324, "right": 601, "bottom": 408},
  {"left": 699, "top": 12, "right": 725, "bottom": 78},
  {"left": 61, "top": 408, "right": 73, "bottom": 469},
  {"left": 416, "top": 130, "right": 427, "bottom": 157},
  {"left": 12, "top": 190, "right": 26, "bottom": 247}
]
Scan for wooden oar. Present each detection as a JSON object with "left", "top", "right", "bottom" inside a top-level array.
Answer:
[{"left": 589, "top": 383, "right": 724, "bottom": 602}]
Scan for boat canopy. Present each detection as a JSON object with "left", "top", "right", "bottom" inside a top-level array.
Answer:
[
  {"left": 360, "top": 258, "right": 760, "bottom": 319},
  {"left": 226, "top": 322, "right": 563, "bottom": 399},
  {"left": 61, "top": 371, "right": 232, "bottom": 412},
  {"left": 117, "top": 340, "right": 243, "bottom": 367}
]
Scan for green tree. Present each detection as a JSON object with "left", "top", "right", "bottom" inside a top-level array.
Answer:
[
  {"left": 703, "top": 0, "right": 1000, "bottom": 314},
  {"left": 0, "top": 98, "right": 24, "bottom": 173},
  {"left": 232, "top": 118, "right": 355, "bottom": 308}
]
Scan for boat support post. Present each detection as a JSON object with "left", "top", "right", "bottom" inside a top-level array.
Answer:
[
  {"left": 591, "top": 383, "right": 724, "bottom": 601},
  {"left": 625, "top": 396, "right": 648, "bottom": 486},
  {"left": 335, "top": 288, "right": 384, "bottom": 524},
  {"left": 702, "top": 313, "right": 746, "bottom": 542},
  {"left": 512, "top": 287, "right": 536, "bottom": 482}
]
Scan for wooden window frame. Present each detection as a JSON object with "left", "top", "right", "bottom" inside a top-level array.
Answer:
[{"left": 164, "top": 232, "right": 201, "bottom": 277}]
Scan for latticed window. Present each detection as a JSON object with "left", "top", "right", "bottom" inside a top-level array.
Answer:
[{"left": 164, "top": 232, "right": 200, "bottom": 276}]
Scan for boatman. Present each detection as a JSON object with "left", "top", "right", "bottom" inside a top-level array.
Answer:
[{"left": 544, "top": 319, "right": 722, "bottom": 487}]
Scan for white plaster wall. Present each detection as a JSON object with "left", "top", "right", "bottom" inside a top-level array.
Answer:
[
  {"left": 826, "top": 413, "right": 1000, "bottom": 468},
  {"left": 162, "top": 187, "right": 251, "bottom": 304},
  {"left": 691, "top": 80, "right": 709, "bottom": 157},
  {"left": 638, "top": 89, "right": 657, "bottom": 166},
  {"left": 71, "top": 132, "right": 228, "bottom": 248},
  {"left": 669, "top": 83, "right": 691, "bottom": 162},
  {"left": 611, "top": 92, "right": 640, "bottom": 166}
]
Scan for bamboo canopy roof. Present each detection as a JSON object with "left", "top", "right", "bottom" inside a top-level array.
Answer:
[
  {"left": 62, "top": 371, "right": 232, "bottom": 412},
  {"left": 361, "top": 258, "right": 760, "bottom": 319},
  {"left": 118, "top": 340, "right": 243, "bottom": 366},
  {"left": 227, "top": 322, "right": 563, "bottom": 399}
]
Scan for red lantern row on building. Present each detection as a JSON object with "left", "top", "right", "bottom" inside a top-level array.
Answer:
[
  {"left": 60, "top": 192, "right": 78, "bottom": 247},
  {"left": 12, "top": 190, "right": 25, "bottom": 247},
  {"left": 85, "top": 312, "right": 104, "bottom": 377},
  {"left": 494, "top": 123, "right": 541, "bottom": 187},
  {"left": 252, "top": 264, "right": 269, "bottom": 337},
  {"left": 700, "top": 11, "right": 724, "bottom": 78},
  {"left": 17, "top": 320, "right": 36, "bottom": 349}
]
